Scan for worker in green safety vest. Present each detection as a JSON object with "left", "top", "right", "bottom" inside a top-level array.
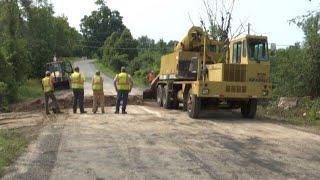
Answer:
[
  {"left": 70, "top": 66, "right": 86, "bottom": 114},
  {"left": 113, "top": 66, "right": 133, "bottom": 114},
  {"left": 42, "top": 71, "right": 61, "bottom": 114},
  {"left": 92, "top": 71, "right": 105, "bottom": 113}
]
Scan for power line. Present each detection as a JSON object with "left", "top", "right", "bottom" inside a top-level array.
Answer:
[{"left": 73, "top": 44, "right": 173, "bottom": 50}]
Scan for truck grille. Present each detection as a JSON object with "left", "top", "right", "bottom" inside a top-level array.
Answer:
[
  {"left": 226, "top": 85, "right": 246, "bottom": 93},
  {"left": 223, "top": 64, "right": 246, "bottom": 82}
]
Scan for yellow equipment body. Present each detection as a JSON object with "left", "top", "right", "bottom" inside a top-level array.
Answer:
[{"left": 144, "top": 26, "right": 272, "bottom": 118}]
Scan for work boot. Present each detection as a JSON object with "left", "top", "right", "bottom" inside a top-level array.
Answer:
[
  {"left": 122, "top": 111, "right": 127, "bottom": 114},
  {"left": 114, "top": 111, "right": 119, "bottom": 114},
  {"left": 80, "top": 111, "right": 87, "bottom": 114},
  {"left": 46, "top": 112, "right": 50, "bottom": 115}
]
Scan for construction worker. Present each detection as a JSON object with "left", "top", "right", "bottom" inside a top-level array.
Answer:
[
  {"left": 71, "top": 67, "right": 86, "bottom": 114},
  {"left": 92, "top": 71, "right": 105, "bottom": 114},
  {"left": 146, "top": 70, "right": 156, "bottom": 84},
  {"left": 114, "top": 66, "right": 133, "bottom": 114},
  {"left": 42, "top": 71, "right": 61, "bottom": 115}
]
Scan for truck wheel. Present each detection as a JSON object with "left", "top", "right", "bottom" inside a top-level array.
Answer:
[
  {"left": 241, "top": 99, "right": 257, "bottom": 118},
  {"left": 187, "top": 90, "right": 201, "bottom": 118},
  {"left": 157, "top": 85, "right": 163, "bottom": 107},
  {"left": 172, "top": 99, "right": 179, "bottom": 109},
  {"left": 171, "top": 89, "right": 179, "bottom": 109},
  {"left": 162, "top": 85, "right": 172, "bottom": 109},
  {"left": 66, "top": 81, "right": 70, "bottom": 89}
]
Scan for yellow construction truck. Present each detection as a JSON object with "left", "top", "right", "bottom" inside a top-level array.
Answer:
[{"left": 144, "top": 26, "right": 272, "bottom": 118}]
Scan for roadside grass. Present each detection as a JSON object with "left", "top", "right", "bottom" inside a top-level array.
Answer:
[
  {"left": 258, "top": 99, "right": 320, "bottom": 128},
  {"left": 17, "top": 79, "right": 43, "bottom": 102},
  {"left": 94, "top": 61, "right": 147, "bottom": 88},
  {"left": 94, "top": 61, "right": 116, "bottom": 78},
  {"left": 0, "top": 130, "right": 28, "bottom": 177}
]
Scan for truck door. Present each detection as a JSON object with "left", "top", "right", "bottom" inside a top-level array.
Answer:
[{"left": 232, "top": 42, "right": 242, "bottom": 64}]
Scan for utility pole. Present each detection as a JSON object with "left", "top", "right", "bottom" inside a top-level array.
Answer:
[{"left": 248, "top": 23, "right": 251, "bottom": 35}]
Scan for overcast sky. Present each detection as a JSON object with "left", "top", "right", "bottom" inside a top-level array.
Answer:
[{"left": 51, "top": 0, "right": 319, "bottom": 47}]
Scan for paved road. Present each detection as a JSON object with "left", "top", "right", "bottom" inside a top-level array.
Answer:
[
  {"left": 73, "top": 59, "right": 141, "bottom": 96},
  {"left": 2, "top": 59, "right": 320, "bottom": 179}
]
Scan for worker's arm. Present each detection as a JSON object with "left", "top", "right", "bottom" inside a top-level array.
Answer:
[
  {"left": 113, "top": 75, "right": 118, "bottom": 92},
  {"left": 128, "top": 75, "right": 134, "bottom": 92},
  {"left": 91, "top": 77, "right": 94, "bottom": 88},
  {"left": 41, "top": 80, "right": 44, "bottom": 91},
  {"left": 49, "top": 77, "right": 54, "bottom": 89},
  {"left": 101, "top": 77, "right": 104, "bottom": 90}
]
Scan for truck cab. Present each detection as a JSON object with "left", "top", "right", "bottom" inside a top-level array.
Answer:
[{"left": 228, "top": 35, "right": 269, "bottom": 65}]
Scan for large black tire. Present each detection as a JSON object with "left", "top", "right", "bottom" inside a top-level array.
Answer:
[
  {"left": 162, "top": 85, "right": 172, "bottom": 109},
  {"left": 156, "top": 85, "right": 163, "bottom": 107},
  {"left": 187, "top": 90, "right": 201, "bottom": 118},
  {"left": 171, "top": 89, "right": 179, "bottom": 109},
  {"left": 182, "top": 86, "right": 191, "bottom": 111},
  {"left": 241, "top": 99, "right": 257, "bottom": 118},
  {"left": 64, "top": 81, "right": 70, "bottom": 89},
  {"left": 66, "top": 81, "right": 71, "bottom": 89}
]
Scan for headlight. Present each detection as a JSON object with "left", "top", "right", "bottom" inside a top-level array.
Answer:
[{"left": 202, "top": 88, "right": 209, "bottom": 95}]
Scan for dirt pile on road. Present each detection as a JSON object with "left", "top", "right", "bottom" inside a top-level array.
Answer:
[{"left": 10, "top": 95, "right": 143, "bottom": 112}]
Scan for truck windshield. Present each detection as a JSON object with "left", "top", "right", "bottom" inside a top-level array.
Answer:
[
  {"left": 48, "top": 64, "right": 63, "bottom": 72},
  {"left": 248, "top": 40, "right": 268, "bottom": 61}
]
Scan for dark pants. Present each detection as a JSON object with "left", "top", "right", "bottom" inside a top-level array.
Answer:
[
  {"left": 45, "top": 92, "right": 60, "bottom": 114},
  {"left": 116, "top": 90, "right": 129, "bottom": 112},
  {"left": 73, "top": 89, "right": 85, "bottom": 113}
]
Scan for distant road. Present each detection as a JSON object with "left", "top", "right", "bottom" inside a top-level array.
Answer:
[{"left": 73, "top": 59, "right": 141, "bottom": 96}]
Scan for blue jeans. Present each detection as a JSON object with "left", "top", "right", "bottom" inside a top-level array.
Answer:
[{"left": 116, "top": 90, "right": 129, "bottom": 112}]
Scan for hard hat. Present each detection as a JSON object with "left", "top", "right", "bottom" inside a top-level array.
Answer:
[{"left": 45, "top": 71, "right": 51, "bottom": 76}]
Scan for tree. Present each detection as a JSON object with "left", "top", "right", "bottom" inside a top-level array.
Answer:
[
  {"left": 80, "top": 0, "right": 125, "bottom": 57},
  {"left": 26, "top": 1, "right": 56, "bottom": 77},
  {"left": 302, "top": 13, "right": 320, "bottom": 97},
  {"left": 202, "top": 0, "right": 242, "bottom": 42},
  {"left": 102, "top": 29, "right": 137, "bottom": 71},
  {"left": 53, "top": 16, "right": 83, "bottom": 57},
  {"left": 0, "top": 0, "right": 29, "bottom": 82}
]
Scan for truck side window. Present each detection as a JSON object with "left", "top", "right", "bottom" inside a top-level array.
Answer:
[
  {"left": 242, "top": 41, "right": 247, "bottom": 57},
  {"left": 232, "top": 43, "right": 242, "bottom": 64},
  {"left": 64, "top": 62, "right": 73, "bottom": 73},
  {"left": 189, "top": 58, "right": 198, "bottom": 73}
]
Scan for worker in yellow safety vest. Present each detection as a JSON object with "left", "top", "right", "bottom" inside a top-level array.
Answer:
[
  {"left": 113, "top": 66, "right": 133, "bottom": 114},
  {"left": 71, "top": 66, "right": 86, "bottom": 114},
  {"left": 42, "top": 71, "right": 61, "bottom": 114},
  {"left": 92, "top": 71, "right": 105, "bottom": 113}
]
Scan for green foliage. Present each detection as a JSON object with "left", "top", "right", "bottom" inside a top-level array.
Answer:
[
  {"left": 16, "top": 79, "right": 42, "bottom": 101},
  {"left": 302, "top": 13, "right": 320, "bottom": 97},
  {"left": 270, "top": 46, "right": 309, "bottom": 98},
  {"left": 101, "top": 30, "right": 176, "bottom": 86},
  {"left": 53, "top": 16, "right": 83, "bottom": 57},
  {"left": 102, "top": 29, "right": 137, "bottom": 71},
  {"left": 80, "top": 0, "right": 125, "bottom": 57},
  {"left": 271, "top": 13, "right": 320, "bottom": 98},
  {"left": 0, "top": 0, "right": 83, "bottom": 104}
]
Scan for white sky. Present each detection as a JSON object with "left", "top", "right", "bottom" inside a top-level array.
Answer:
[{"left": 51, "top": 0, "right": 319, "bottom": 47}]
